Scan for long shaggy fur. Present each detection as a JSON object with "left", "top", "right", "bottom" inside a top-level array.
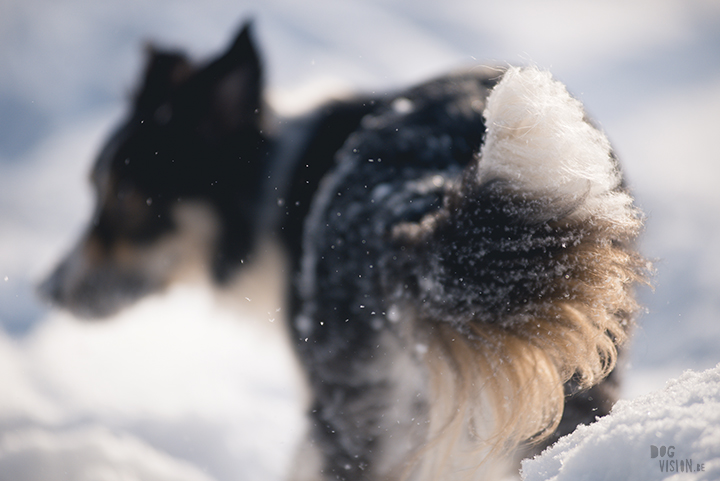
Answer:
[{"left": 295, "top": 66, "right": 649, "bottom": 480}]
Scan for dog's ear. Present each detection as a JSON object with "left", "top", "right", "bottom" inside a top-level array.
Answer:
[
  {"left": 198, "top": 22, "right": 263, "bottom": 137},
  {"left": 135, "top": 47, "right": 193, "bottom": 109}
]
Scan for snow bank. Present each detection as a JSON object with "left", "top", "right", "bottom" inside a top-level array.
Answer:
[
  {"left": 0, "top": 427, "right": 215, "bottom": 481},
  {"left": 522, "top": 364, "right": 720, "bottom": 481}
]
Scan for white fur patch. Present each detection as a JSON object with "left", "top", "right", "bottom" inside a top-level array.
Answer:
[{"left": 478, "top": 66, "right": 635, "bottom": 225}]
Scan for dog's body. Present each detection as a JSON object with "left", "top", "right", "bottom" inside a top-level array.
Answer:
[
  {"left": 292, "top": 67, "right": 647, "bottom": 480},
  {"left": 41, "top": 26, "right": 648, "bottom": 481}
]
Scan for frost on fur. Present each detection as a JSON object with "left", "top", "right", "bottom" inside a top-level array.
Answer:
[{"left": 394, "top": 66, "right": 649, "bottom": 472}]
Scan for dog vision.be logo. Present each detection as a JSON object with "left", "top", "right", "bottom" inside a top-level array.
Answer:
[{"left": 651, "top": 445, "right": 705, "bottom": 473}]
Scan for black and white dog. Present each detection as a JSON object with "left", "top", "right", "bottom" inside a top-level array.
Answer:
[
  {"left": 291, "top": 66, "right": 647, "bottom": 480},
  {"left": 40, "top": 24, "right": 648, "bottom": 481},
  {"left": 40, "top": 24, "right": 374, "bottom": 318}
]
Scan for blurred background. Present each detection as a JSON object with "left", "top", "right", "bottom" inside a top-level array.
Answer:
[{"left": 1, "top": 0, "right": 719, "bottom": 479}]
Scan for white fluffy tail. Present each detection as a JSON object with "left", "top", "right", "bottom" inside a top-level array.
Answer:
[{"left": 479, "top": 66, "right": 635, "bottom": 228}]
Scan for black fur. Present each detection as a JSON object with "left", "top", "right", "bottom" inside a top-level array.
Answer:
[
  {"left": 100, "top": 24, "right": 266, "bottom": 280},
  {"left": 277, "top": 98, "right": 379, "bottom": 273}
]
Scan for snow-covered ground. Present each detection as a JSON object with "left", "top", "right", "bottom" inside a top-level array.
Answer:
[
  {"left": 1, "top": 0, "right": 719, "bottom": 479},
  {"left": 522, "top": 363, "right": 720, "bottom": 481}
]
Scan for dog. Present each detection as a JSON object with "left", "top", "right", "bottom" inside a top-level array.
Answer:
[
  {"left": 290, "top": 66, "right": 648, "bottom": 480},
  {"left": 39, "top": 23, "right": 375, "bottom": 319},
  {"left": 39, "top": 24, "right": 648, "bottom": 481}
]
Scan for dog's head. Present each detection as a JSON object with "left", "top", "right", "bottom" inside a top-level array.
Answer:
[{"left": 40, "top": 23, "right": 268, "bottom": 318}]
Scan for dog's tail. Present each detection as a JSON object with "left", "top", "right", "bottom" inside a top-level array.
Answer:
[{"left": 393, "top": 66, "right": 649, "bottom": 476}]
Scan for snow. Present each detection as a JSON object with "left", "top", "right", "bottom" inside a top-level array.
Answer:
[
  {"left": 1, "top": 0, "right": 720, "bottom": 479},
  {"left": 0, "top": 284, "right": 306, "bottom": 481},
  {"left": 521, "top": 363, "right": 720, "bottom": 481},
  {"left": 0, "top": 426, "right": 217, "bottom": 481}
]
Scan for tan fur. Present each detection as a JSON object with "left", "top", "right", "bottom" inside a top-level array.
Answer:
[{"left": 396, "top": 211, "right": 649, "bottom": 480}]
